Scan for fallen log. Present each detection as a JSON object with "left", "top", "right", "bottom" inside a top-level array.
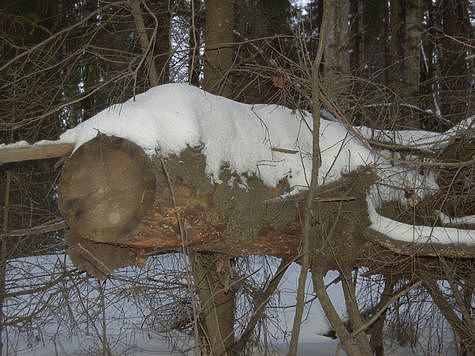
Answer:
[
  {"left": 59, "top": 134, "right": 377, "bottom": 269},
  {"left": 57, "top": 134, "right": 475, "bottom": 278}
]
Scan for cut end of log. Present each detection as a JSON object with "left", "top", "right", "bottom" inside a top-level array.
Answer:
[{"left": 59, "top": 134, "right": 156, "bottom": 243}]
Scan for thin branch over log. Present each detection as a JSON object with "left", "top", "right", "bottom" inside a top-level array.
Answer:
[{"left": 0, "top": 142, "right": 74, "bottom": 164}]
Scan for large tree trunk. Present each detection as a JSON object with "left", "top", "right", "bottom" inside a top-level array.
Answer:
[
  {"left": 349, "top": 0, "right": 364, "bottom": 73},
  {"left": 130, "top": 0, "right": 160, "bottom": 86},
  {"left": 200, "top": 1, "right": 236, "bottom": 353},
  {"left": 388, "top": 0, "right": 402, "bottom": 97},
  {"left": 57, "top": 135, "right": 475, "bottom": 261},
  {"left": 402, "top": 0, "right": 422, "bottom": 129},
  {"left": 188, "top": 0, "right": 202, "bottom": 86},
  {"left": 323, "top": 0, "right": 350, "bottom": 111},
  {"left": 152, "top": 0, "right": 171, "bottom": 84},
  {"left": 203, "top": 0, "right": 234, "bottom": 97},
  {"left": 232, "top": 0, "right": 292, "bottom": 104},
  {"left": 387, "top": 0, "right": 422, "bottom": 129},
  {"left": 363, "top": 0, "right": 387, "bottom": 74}
]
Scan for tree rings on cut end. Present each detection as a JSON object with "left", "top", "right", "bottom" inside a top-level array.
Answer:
[{"left": 59, "top": 134, "right": 156, "bottom": 243}]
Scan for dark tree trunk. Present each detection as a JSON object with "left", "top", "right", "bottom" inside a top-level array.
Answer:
[
  {"left": 349, "top": 0, "right": 364, "bottom": 73},
  {"left": 323, "top": 0, "right": 351, "bottom": 111},
  {"left": 200, "top": 1, "right": 237, "bottom": 352},
  {"left": 438, "top": 0, "right": 473, "bottom": 124},
  {"left": 203, "top": 0, "right": 234, "bottom": 97},
  {"left": 58, "top": 135, "right": 376, "bottom": 260},
  {"left": 363, "top": 0, "right": 387, "bottom": 75},
  {"left": 151, "top": 0, "right": 171, "bottom": 84},
  {"left": 401, "top": 0, "right": 422, "bottom": 129},
  {"left": 232, "top": 0, "right": 291, "bottom": 104}
]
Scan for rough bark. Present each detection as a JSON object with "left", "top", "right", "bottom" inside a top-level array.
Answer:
[
  {"left": 323, "top": 0, "right": 350, "bottom": 112},
  {"left": 203, "top": 0, "right": 234, "bottom": 97},
  {"left": 151, "top": 0, "right": 170, "bottom": 84},
  {"left": 363, "top": 0, "right": 387, "bottom": 73},
  {"left": 200, "top": 2, "right": 237, "bottom": 353},
  {"left": 57, "top": 134, "right": 475, "bottom": 261},
  {"left": 191, "top": 254, "right": 236, "bottom": 355},
  {"left": 232, "top": 0, "right": 291, "bottom": 104},
  {"left": 188, "top": 0, "right": 201, "bottom": 86},
  {"left": 349, "top": 0, "right": 364, "bottom": 73},
  {"left": 402, "top": 0, "right": 422, "bottom": 129},
  {"left": 388, "top": 0, "right": 428, "bottom": 129},
  {"left": 56, "top": 135, "right": 475, "bottom": 355},
  {"left": 129, "top": 0, "right": 160, "bottom": 86}
]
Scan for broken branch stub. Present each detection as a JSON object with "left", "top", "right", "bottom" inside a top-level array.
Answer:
[{"left": 59, "top": 134, "right": 157, "bottom": 243}]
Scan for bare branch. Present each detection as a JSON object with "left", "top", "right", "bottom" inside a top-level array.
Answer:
[{"left": 0, "top": 142, "right": 74, "bottom": 164}]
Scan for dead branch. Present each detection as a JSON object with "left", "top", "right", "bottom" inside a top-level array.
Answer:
[{"left": 0, "top": 142, "right": 74, "bottom": 164}]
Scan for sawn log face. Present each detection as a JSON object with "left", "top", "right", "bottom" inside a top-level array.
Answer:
[{"left": 59, "top": 134, "right": 157, "bottom": 243}]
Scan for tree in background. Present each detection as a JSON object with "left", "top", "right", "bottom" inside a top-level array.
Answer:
[
  {"left": 437, "top": 0, "right": 473, "bottom": 125},
  {"left": 195, "top": 4, "right": 236, "bottom": 353},
  {"left": 203, "top": 0, "right": 234, "bottom": 97},
  {"left": 233, "top": 0, "right": 293, "bottom": 104},
  {"left": 323, "top": 0, "right": 351, "bottom": 111}
]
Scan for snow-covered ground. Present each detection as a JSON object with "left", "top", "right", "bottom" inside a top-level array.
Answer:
[
  {"left": 4, "top": 254, "right": 455, "bottom": 355},
  {"left": 5, "top": 254, "right": 349, "bottom": 355}
]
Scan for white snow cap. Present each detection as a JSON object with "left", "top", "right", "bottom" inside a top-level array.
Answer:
[{"left": 60, "top": 83, "right": 374, "bottom": 190}]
